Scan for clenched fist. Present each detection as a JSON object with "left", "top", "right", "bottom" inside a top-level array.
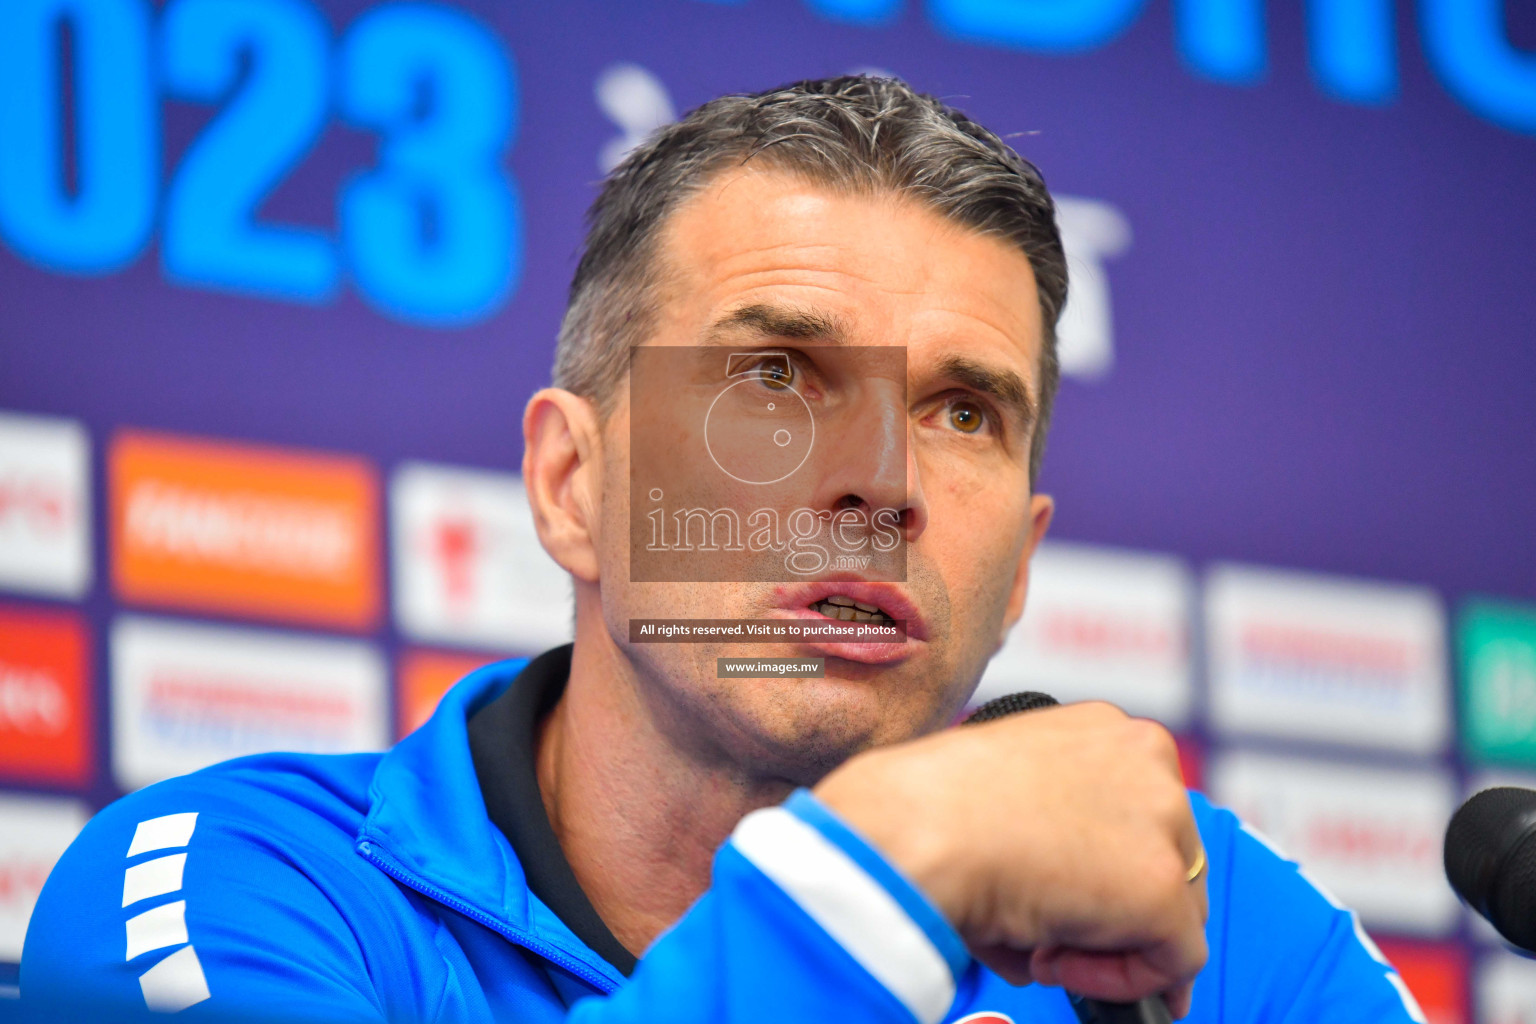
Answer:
[{"left": 814, "top": 702, "right": 1208, "bottom": 1017}]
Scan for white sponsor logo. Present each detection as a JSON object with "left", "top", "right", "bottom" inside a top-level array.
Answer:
[
  {"left": 0, "top": 791, "right": 89, "bottom": 960},
  {"left": 596, "top": 62, "right": 677, "bottom": 174},
  {"left": 391, "top": 462, "right": 571, "bottom": 652},
  {"left": 1479, "top": 951, "right": 1536, "bottom": 1024},
  {"left": 1211, "top": 749, "right": 1458, "bottom": 935},
  {"left": 111, "top": 616, "right": 386, "bottom": 790},
  {"left": 0, "top": 410, "right": 91, "bottom": 598},
  {"left": 977, "top": 542, "right": 1193, "bottom": 726},
  {"left": 123, "top": 481, "right": 357, "bottom": 578},
  {"left": 1054, "top": 197, "right": 1131, "bottom": 380},
  {"left": 1205, "top": 564, "right": 1448, "bottom": 753}
]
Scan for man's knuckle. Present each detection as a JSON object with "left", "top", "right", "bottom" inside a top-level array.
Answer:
[
  {"left": 1072, "top": 700, "right": 1126, "bottom": 725},
  {"left": 1130, "top": 719, "right": 1177, "bottom": 758}
]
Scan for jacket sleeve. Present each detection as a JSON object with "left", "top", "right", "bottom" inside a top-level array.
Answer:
[
  {"left": 22, "top": 780, "right": 973, "bottom": 1024},
  {"left": 1200, "top": 795, "right": 1428, "bottom": 1024},
  {"left": 568, "top": 788, "right": 976, "bottom": 1024},
  {"left": 20, "top": 778, "right": 393, "bottom": 1024}
]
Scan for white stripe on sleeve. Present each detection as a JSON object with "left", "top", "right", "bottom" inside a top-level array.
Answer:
[
  {"left": 138, "top": 945, "right": 211, "bottom": 1013},
  {"left": 123, "top": 853, "right": 188, "bottom": 908},
  {"left": 730, "top": 806, "right": 955, "bottom": 1024},
  {"left": 125, "top": 900, "right": 189, "bottom": 961},
  {"left": 127, "top": 813, "right": 199, "bottom": 857}
]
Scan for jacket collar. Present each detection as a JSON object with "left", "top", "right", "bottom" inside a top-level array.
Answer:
[{"left": 355, "top": 658, "right": 626, "bottom": 991}]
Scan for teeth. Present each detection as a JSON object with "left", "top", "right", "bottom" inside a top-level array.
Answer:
[
  {"left": 826, "top": 595, "right": 855, "bottom": 607},
  {"left": 853, "top": 600, "right": 879, "bottom": 613},
  {"left": 810, "top": 600, "right": 890, "bottom": 622}
]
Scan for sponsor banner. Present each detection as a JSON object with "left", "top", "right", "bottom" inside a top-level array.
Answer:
[
  {"left": 110, "top": 431, "right": 380, "bottom": 630},
  {"left": 0, "top": 410, "right": 91, "bottom": 599},
  {"left": 0, "top": 604, "right": 92, "bottom": 786},
  {"left": 0, "top": 791, "right": 89, "bottom": 961},
  {"left": 1176, "top": 738, "right": 1204, "bottom": 793},
  {"left": 1211, "top": 749, "right": 1459, "bottom": 935},
  {"left": 391, "top": 462, "right": 571, "bottom": 652},
  {"left": 1458, "top": 600, "right": 1536, "bottom": 768},
  {"left": 111, "top": 615, "right": 386, "bottom": 791},
  {"left": 1375, "top": 937, "right": 1469, "bottom": 1024},
  {"left": 1478, "top": 951, "right": 1536, "bottom": 1024},
  {"left": 1205, "top": 564, "right": 1448, "bottom": 754},
  {"left": 976, "top": 542, "right": 1193, "bottom": 726},
  {"left": 397, "top": 649, "right": 498, "bottom": 738}
]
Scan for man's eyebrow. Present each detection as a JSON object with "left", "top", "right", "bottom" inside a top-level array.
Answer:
[
  {"left": 936, "top": 354, "right": 1036, "bottom": 432},
  {"left": 703, "top": 303, "right": 850, "bottom": 345}
]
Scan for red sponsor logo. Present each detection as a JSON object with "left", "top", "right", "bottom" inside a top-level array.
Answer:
[
  {"left": 0, "top": 852, "right": 53, "bottom": 907},
  {"left": 0, "top": 473, "right": 77, "bottom": 537},
  {"left": 1241, "top": 623, "right": 1414, "bottom": 684},
  {"left": 0, "top": 604, "right": 92, "bottom": 785},
  {"left": 145, "top": 671, "right": 358, "bottom": 725},
  {"left": 1039, "top": 609, "right": 1180, "bottom": 659},
  {"left": 953, "top": 1014, "right": 1016, "bottom": 1024},
  {"left": 1305, "top": 816, "right": 1438, "bottom": 870},
  {"left": 429, "top": 509, "right": 482, "bottom": 609}
]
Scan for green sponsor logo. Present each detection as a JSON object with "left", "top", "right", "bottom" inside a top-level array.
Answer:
[{"left": 1460, "top": 600, "right": 1536, "bottom": 765}]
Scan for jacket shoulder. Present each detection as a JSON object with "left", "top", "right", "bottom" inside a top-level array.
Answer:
[
  {"left": 1189, "top": 791, "right": 1424, "bottom": 1023},
  {"left": 20, "top": 751, "right": 443, "bottom": 1024}
]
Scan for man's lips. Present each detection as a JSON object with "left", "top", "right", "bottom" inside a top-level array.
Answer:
[{"left": 768, "top": 579, "right": 929, "bottom": 642}]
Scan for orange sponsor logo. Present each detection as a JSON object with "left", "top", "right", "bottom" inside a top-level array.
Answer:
[
  {"left": 398, "top": 649, "right": 496, "bottom": 737},
  {"left": 111, "top": 431, "right": 380, "bottom": 630},
  {"left": 0, "top": 604, "right": 92, "bottom": 785}
]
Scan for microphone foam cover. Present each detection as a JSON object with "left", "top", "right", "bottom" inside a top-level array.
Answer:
[
  {"left": 1445, "top": 786, "right": 1536, "bottom": 952},
  {"left": 963, "top": 691, "right": 1060, "bottom": 724}
]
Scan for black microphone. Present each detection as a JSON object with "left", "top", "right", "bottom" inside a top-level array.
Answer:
[
  {"left": 962, "top": 692, "right": 1175, "bottom": 1024},
  {"left": 1444, "top": 786, "right": 1536, "bottom": 954}
]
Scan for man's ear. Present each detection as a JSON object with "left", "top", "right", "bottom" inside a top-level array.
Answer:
[
  {"left": 522, "top": 388, "right": 604, "bottom": 584},
  {"left": 997, "top": 492, "right": 1054, "bottom": 649}
]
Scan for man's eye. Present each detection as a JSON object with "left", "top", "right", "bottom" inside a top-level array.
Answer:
[
  {"left": 752, "top": 360, "right": 794, "bottom": 390},
  {"left": 948, "top": 400, "right": 985, "bottom": 434}
]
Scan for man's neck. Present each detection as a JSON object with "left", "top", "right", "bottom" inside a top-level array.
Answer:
[{"left": 535, "top": 618, "right": 794, "bottom": 958}]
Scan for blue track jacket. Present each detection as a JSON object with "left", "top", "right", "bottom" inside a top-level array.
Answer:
[{"left": 20, "top": 659, "right": 1424, "bottom": 1023}]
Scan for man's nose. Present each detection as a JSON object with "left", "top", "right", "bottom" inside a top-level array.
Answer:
[{"left": 806, "top": 386, "right": 927, "bottom": 543}]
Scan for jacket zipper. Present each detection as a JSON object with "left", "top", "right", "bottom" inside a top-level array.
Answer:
[{"left": 357, "top": 838, "right": 621, "bottom": 997}]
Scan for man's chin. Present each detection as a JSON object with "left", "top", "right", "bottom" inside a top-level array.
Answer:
[{"left": 708, "top": 669, "right": 931, "bottom": 782}]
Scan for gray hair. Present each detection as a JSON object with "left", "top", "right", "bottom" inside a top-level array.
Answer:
[{"left": 553, "top": 74, "right": 1068, "bottom": 486}]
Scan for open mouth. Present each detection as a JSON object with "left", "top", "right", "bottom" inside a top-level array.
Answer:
[{"left": 807, "top": 594, "right": 892, "bottom": 624}]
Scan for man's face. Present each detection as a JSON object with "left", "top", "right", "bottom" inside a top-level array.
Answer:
[{"left": 594, "top": 165, "right": 1054, "bottom": 783}]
